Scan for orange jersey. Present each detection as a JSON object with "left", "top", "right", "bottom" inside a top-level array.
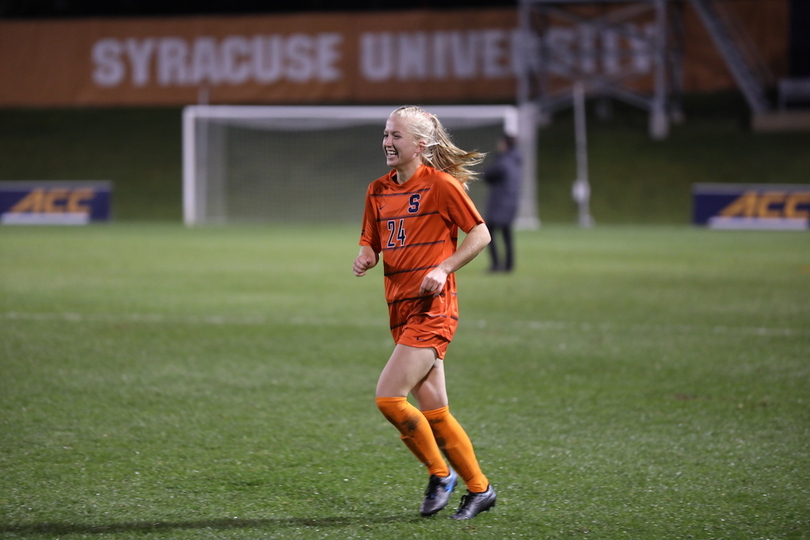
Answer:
[{"left": 359, "top": 164, "right": 485, "bottom": 305}]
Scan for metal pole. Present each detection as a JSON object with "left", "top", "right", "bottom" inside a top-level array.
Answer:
[
  {"left": 572, "top": 81, "right": 594, "bottom": 228},
  {"left": 516, "top": 102, "right": 541, "bottom": 229},
  {"left": 650, "top": 0, "right": 670, "bottom": 139},
  {"left": 516, "top": 0, "right": 541, "bottom": 229}
]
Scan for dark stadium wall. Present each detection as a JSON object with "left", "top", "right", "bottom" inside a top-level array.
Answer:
[
  {"left": 789, "top": 0, "right": 810, "bottom": 76},
  {"left": 0, "top": 2, "right": 790, "bottom": 107}
]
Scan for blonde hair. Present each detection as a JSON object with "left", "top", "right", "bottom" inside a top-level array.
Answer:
[{"left": 390, "top": 105, "right": 485, "bottom": 188}]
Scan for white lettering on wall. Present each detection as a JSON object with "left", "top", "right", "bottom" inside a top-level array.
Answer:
[
  {"left": 90, "top": 24, "right": 657, "bottom": 89},
  {"left": 398, "top": 33, "right": 428, "bottom": 80},
  {"left": 359, "top": 24, "right": 655, "bottom": 82},
  {"left": 92, "top": 39, "right": 124, "bottom": 87},
  {"left": 91, "top": 33, "right": 343, "bottom": 87},
  {"left": 361, "top": 30, "right": 495, "bottom": 82},
  {"left": 221, "top": 36, "right": 250, "bottom": 84},
  {"left": 449, "top": 32, "right": 479, "bottom": 79},
  {"left": 126, "top": 38, "right": 156, "bottom": 86},
  {"left": 158, "top": 38, "right": 188, "bottom": 85},
  {"left": 546, "top": 23, "right": 656, "bottom": 76},
  {"left": 253, "top": 35, "right": 283, "bottom": 82},
  {"left": 481, "top": 29, "right": 509, "bottom": 78},
  {"left": 317, "top": 33, "right": 342, "bottom": 82}
]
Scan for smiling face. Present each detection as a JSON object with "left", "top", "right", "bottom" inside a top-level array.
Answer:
[{"left": 383, "top": 114, "right": 424, "bottom": 175}]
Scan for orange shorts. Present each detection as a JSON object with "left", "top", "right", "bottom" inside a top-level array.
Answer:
[{"left": 388, "top": 294, "right": 458, "bottom": 359}]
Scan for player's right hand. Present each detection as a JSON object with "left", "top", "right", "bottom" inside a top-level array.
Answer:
[{"left": 353, "top": 253, "right": 377, "bottom": 277}]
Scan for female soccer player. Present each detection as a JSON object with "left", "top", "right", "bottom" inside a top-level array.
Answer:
[{"left": 352, "top": 105, "right": 496, "bottom": 520}]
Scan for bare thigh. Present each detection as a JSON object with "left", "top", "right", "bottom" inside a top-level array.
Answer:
[{"left": 376, "top": 344, "right": 449, "bottom": 410}]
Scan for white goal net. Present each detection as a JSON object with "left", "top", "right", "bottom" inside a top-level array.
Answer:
[{"left": 182, "top": 105, "right": 534, "bottom": 226}]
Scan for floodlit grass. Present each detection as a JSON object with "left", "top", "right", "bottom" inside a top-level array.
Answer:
[{"left": 1, "top": 223, "right": 808, "bottom": 539}]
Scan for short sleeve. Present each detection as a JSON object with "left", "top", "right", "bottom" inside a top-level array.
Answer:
[
  {"left": 359, "top": 183, "right": 381, "bottom": 252},
  {"left": 436, "top": 175, "right": 485, "bottom": 234}
]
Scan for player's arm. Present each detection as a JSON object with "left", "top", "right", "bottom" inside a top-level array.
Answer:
[
  {"left": 353, "top": 244, "right": 380, "bottom": 277},
  {"left": 420, "top": 223, "right": 490, "bottom": 296}
]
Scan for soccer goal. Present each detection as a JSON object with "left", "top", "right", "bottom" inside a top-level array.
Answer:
[{"left": 182, "top": 105, "right": 535, "bottom": 226}]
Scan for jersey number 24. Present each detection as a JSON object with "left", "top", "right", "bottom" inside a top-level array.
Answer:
[{"left": 386, "top": 194, "right": 420, "bottom": 247}]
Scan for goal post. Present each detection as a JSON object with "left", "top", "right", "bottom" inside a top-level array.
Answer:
[{"left": 182, "top": 105, "right": 538, "bottom": 227}]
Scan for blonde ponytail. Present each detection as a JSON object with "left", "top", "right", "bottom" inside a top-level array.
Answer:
[{"left": 390, "top": 105, "right": 486, "bottom": 188}]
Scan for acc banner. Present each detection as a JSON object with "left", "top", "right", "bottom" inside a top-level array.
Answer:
[
  {"left": 0, "top": 181, "right": 112, "bottom": 225},
  {"left": 692, "top": 183, "right": 810, "bottom": 230}
]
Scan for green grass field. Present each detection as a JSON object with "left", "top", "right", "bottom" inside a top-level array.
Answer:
[{"left": 1, "top": 224, "right": 808, "bottom": 539}]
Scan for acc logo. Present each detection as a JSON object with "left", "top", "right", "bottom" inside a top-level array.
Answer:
[
  {"left": 9, "top": 187, "right": 96, "bottom": 214},
  {"left": 0, "top": 181, "right": 112, "bottom": 224},
  {"left": 719, "top": 191, "right": 810, "bottom": 219}
]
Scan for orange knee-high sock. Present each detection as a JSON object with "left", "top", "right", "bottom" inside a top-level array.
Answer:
[
  {"left": 376, "top": 397, "right": 450, "bottom": 478},
  {"left": 423, "top": 406, "right": 489, "bottom": 493}
]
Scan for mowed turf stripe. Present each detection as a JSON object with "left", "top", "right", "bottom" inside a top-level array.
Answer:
[{"left": 3, "top": 310, "right": 807, "bottom": 337}]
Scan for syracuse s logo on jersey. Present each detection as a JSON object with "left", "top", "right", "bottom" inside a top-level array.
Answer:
[{"left": 408, "top": 193, "right": 421, "bottom": 213}]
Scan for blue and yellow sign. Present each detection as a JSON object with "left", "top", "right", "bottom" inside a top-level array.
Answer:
[
  {"left": 692, "top": 184, "right": 810, "bottom": 230},
  {"left": 0, "top": 181, "right": 112, "bottom": 225}
]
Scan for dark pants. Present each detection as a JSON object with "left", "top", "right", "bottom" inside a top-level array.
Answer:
[{"left": 487, "top": 224, "right": 514, "bottom": 272}]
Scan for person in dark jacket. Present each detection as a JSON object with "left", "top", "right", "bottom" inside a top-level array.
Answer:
[{"left": 483, "top": 135, "right": 521, "bottom": 273}]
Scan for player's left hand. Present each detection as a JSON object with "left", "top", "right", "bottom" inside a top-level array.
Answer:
[{"left": 420, "top": 268, "right": 448, "bottom": 297}]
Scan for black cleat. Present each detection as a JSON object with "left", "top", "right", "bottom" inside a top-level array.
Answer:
[
  {"left": 450, "top": 485, "right": 496, "bottom": 520},
  {"left": 420, "top": 470, "right": 458, "bottom": 516}
]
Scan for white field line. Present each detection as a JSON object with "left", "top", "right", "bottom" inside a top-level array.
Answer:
[
  {"left": 2, "top": 311, "right": 808, "bottom": 338},
  {"left": 493, "top": 319, "right": 809, "bottom": 338},
  {"left": 0, "top": 311, "right": 379, "bottom": 328}
]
